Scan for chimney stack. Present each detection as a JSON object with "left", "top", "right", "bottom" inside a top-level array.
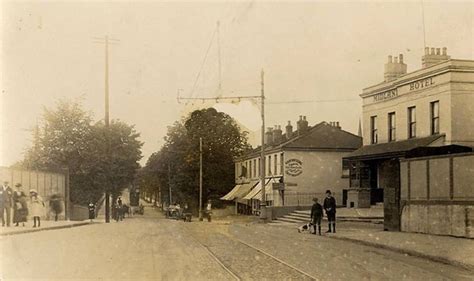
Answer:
[
  {"left": 286, "top": 121, "right": 293, "bottom": 139},
  {"left": 273, "top": 125, "right": 283, "bottom": 144},
  {"left": 422, "top": 46, "right": 450, "bottom": 68},
  {"left": 298, "top": 116, "right": 309, "bottom": 135},
  {"left": 384, "top": 54, "right": 407, "bottom": 82},
  {"left": 265, "top": 127, "right": 274, "bottom": 146}
]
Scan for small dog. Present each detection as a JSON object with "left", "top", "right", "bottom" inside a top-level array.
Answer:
[{"left": 297, "top": 222, "right": 314, "bottom": 233}]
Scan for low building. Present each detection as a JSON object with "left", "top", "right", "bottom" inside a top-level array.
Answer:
[
  {"left": 221, "top": 116, "right": 362, "bottom": 216},
  {"left": 344, "top": 47, "right": 474, "bottom": 233}
]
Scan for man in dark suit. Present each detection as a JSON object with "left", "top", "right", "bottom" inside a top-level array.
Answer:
[
  {"left": 1, "top": 181, "right": 13, "bottom": 227},
  {"left": 323, "top": 189, "right": 337, "bottom": 233}
]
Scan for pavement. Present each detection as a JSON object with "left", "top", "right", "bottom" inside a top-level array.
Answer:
[
  {"left": 326, "top": 224, "right": 474, "bottom": 271},
  {"left": 0, "top": 219, "right": 94, "bottom": 236}
]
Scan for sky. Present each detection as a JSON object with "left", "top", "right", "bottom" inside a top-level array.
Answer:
[{"left": 1, "top": 0, "right": 473, "bottom": 166}]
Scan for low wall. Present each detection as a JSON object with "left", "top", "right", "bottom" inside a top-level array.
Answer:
[
  {"left": 70, "top": 204, "right": 89, "bottom": 221},
  {"left": 401, "top": 204, "right": 474, "bottom": 238}
]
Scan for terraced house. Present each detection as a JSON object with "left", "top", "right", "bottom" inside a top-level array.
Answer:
[{"left": 221, "top": 116, "right": 362, "bottom": 218}]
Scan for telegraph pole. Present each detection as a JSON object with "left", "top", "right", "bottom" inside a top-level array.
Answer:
[
  {"left": 93, "top": 35, "right": 119, "bottom": 223},
  {"left": 199, "top": 137, "right": 203, "bottom": 221},
  {"left": 259, "top": 70, "right": 267, "bottom": 221},
  {"left": 217, "top": 21, "right": 222, "bottom": 93},
  {"left": 168, "top": 163, "right": 172, "bottom": 205}
]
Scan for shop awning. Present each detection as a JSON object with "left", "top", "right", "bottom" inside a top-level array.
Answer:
[
  {"left": 243, "top": 178, "right": 280, "bottom": 200},
  {"left": 344, "top": 135, "right": 445, "bottom": 161},
  {"left": 220, "top": 185, "right": 242, "bottom": 200},
  {"left": 221, "top": 181, "right": 257, "bottom": 201}
]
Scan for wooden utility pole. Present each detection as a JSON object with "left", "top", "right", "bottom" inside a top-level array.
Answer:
[
  {"left": 93, "top": 35, "right": 119, "bottom": 223},
  {"left": 199, "top": 137, "right": 203, "bottom": 221},
  {"left": 168, "top": 163, "right": 172, "bottom": 205},
  {"left": 259, "top": 69, "right": 267, "bottom": 221}
]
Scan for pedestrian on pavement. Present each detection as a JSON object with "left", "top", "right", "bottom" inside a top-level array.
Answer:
[
  {"left": 117, "top": 197, "right": 123, "bottom": 221},
  {"left": 1, "top": 181, "right": 13, "bottom": 227},
  {"left": 15, "top": 191, "right": 28, "bottom": 227},
  {"left": 29, "top": 189, "right": 44, "bottom": 228},
  {"left": 323, "top": 190, "right": 337, "bottom": 233},
  {"left": 88, "top": 202, "right": 95, "bottom": 222},
  {"left": 206, "top": 200, "right": 212, "bottom": 222},
  {"left": 12, "top": 183, "right": 23, "bottom": 226},
  {"left": 310, "top": 197, "right": 323, "bottom": 235}
]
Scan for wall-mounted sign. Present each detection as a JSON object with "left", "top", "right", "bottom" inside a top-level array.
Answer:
[
  {"left": 285, "top": 159, "right": 303, "bottom": 177},
  {"left": 373, "top": 89, "right": 398, "bottom": 102}
]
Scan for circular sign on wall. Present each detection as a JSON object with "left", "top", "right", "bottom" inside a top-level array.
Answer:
[{"left": 285, "top": 159, "right": 303, "bottom": 177}]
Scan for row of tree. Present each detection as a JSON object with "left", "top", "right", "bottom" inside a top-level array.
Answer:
[
  {"left": 139, "top": 108, "right": 251, "bottom": 211},
  {"left": 18, "top": 100, "right": 143, "bottom": 206}
]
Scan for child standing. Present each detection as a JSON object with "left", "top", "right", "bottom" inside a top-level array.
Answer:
[
  {"left": 310, "top": 197, "right": 323, "bottom": 235},
  {"left": 29, "top": 189, "right": 44, "bottom": 227}
]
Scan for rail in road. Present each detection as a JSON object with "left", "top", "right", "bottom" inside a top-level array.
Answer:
[{"left": 182, "top": 224, "right": 318, "bottom": 281}]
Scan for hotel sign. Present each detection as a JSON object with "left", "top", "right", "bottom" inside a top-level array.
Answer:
[
  {"left": 409, "top": 77, "right": 435, "bottom": 91},
  {"left": 373, "top": 89, "right": 398, "bottom": 102},
  {"left": 285, "top": 159, "right": 303, "bottom": 177}
]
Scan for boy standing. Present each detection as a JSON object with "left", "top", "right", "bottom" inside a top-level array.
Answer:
[
  {"left": 310, "top": 197, "right": 323, "bottom": 235},
  {"left": 323, "top": 190, "right": 337, "bottom": 233}
]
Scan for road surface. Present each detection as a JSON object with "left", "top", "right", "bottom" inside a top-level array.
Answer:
[{"left": 0, "top": 208, "right": 472, "bottom": 280}]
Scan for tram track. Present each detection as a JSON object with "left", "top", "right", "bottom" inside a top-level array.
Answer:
[{"left": 182, "top": 223, "right": 318, "bottom": 280}]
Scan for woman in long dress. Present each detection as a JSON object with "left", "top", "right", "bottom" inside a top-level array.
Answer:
[{"left": 29, "top": 189, "right": 44, "bottom": 228}]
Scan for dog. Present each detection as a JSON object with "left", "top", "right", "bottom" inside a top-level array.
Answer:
[{"left": 297, "top": 222, "right": 314, "bottom": 233}]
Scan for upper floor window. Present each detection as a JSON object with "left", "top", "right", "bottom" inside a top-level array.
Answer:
[
  {"left": 268, "top": 155, "right": 272, "bottom": 176},
  {"left": 431, "top": 101, "right": 440, "bottom": 135},
  {"left": 408, "top": 106, "right": 416, "bottom": 138},
  {"left": 253, "top": 159, "right": 256, "bottom": 178},
  {"left": 249, "top": 160, "right": 252, "bottom": 178},
  {"left": 274, "top": 154, "right": 278, "bottom": 175},
  {"left": 258, "top": 158, "right": 261, "bottom": 177},
  {"left": 370, "top": 116, "right": 378, "bottom": 144},
  {"left": 388, "top": 112, "right": 396, "bottom": 142},
  {"left": 280, "top": 153, "right": 284, "bottom": 176}
]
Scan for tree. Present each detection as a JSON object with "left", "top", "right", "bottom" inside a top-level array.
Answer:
[
  {"left": 22, "top": 99, "right": 143, "bottom": 206},
  {"left": 141, "top": 108, "right": 250, "bottom": 211}
]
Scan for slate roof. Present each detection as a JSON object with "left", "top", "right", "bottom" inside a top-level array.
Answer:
[
  {"left": 344, "top": 134, "right": 445, "bottom": 161},
  {"left": 237, "top": 122, "right": 362, "bottom": 160}
]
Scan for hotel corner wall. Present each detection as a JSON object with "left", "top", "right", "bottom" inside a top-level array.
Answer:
[
  {"left": 400, "top": 153, "right": 474, "bottom": 238},
  {"left": 283, "top": 150, "right": 349, "bottom": 204},
  {"left": 0, "top": 167, "right": 68, "bottom": 220}
]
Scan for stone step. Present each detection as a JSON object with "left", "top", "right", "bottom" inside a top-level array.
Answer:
[
  {"left": 277, "top": 217, "right": 307, "bottom": 224},
  {"left": 285, "top": 213, "right": 310, "bottom": 220}
]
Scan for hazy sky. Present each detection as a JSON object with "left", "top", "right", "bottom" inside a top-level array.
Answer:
[{"left": 1, "top": 0, "right": 473, "bottom": 166}]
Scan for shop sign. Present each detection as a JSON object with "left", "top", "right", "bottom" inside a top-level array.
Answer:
[
  {"left": 285, "top": 159, "right": 303, "bottom": 177},
  {"left": 272, "top": 182, "right": 285, "bottom": 191}
]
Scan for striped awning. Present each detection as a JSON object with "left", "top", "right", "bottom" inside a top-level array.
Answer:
[
  {"left": 243, "top": 178, "right": 272, "bottom": 200},
  {"left": 220, "top": 184, "right": 242, "bottom": 200}
]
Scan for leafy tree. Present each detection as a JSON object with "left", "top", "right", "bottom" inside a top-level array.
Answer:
[
  {"left": 141, "top": 108, "right": 251, "bottom": 211},
  {"left": 22, "top": 100, "right": 143, "bottom": 206}
]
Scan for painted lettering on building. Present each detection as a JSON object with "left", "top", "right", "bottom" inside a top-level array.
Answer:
[
  {"left": 373, "top": 89, "right": 398, "bottom": 102},
  {"left": 409, "top": 77, "right": 435, "bottom": 91},
  {"left": 285, "top": 159, "right": 303, "bottom": 177}
]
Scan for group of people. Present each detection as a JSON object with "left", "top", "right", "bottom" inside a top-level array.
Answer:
[
  {"left": 1, "top": 181, "right": 45, "bottom": 228},
  {"left": 309, "top": 190, "right": 337, "bottom": 235}
]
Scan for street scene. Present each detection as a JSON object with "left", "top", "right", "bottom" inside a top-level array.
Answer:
[{"left": 1, "top": 1, "right": 474, "bottom": 280}]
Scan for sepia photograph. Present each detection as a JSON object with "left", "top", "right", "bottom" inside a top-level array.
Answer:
[{"left": 0, "top": 0, "right": 473, "bottom": 280}]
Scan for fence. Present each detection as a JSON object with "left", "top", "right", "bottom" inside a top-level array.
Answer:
[{"left": 0, "top": 166, "right": 69, "bottom": 220}]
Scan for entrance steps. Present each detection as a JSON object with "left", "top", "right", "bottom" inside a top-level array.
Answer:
[{"left": 271, "top": 207, "right": 384, "bottom": 225}]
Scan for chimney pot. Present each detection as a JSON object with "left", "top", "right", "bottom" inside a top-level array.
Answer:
[
  {"left": 442, "top": 47, "right": 447, "bottom": 56},
  {"left": 399, "top": 54, "right": 404, "bottom": 63},
  {"left": 436, "top": 48, "right": 441, "bottom": 55},
  {"left": 431, "top": 47, "right": 435, "bottom": 55},
  {"left": 388, "top": 55, "right": 392, "bottom": 63},
  {"left": 425, "top": 47, "right": 429, "bottom": 55},
  {"left": 394, "top": 56, "right": 398, "bottom": 63}
]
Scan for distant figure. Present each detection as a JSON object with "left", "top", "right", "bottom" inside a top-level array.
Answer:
[
  {"left": 117, "top": 197, "right": 123, "bottom": 221},
  {"left": 310, "top": 197, "right": 323, "bottom": 235},
  {"left": 88, "top": 202, "right": 95, "bottom": 222},
  {"left": 206, "top": 200, "right": 212, "bottom": 222},
  {"left": 1, "top": 181, "right": 13, "bottom": 227},
  {"left": 29, "top": 189, "right": 44, "bottom": 228},
  {"left": 323, "top": 190, "right": 337, "bottom": 233}
]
